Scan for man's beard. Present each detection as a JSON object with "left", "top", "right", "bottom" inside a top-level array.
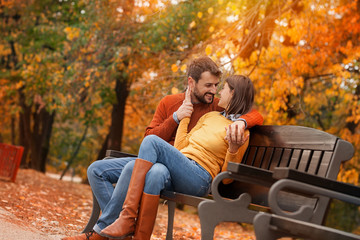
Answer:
[{"left": 193, "top": 88, "right": 214, "bottom": 104}]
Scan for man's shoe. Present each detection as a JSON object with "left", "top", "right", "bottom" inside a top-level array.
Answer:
[{"left": 61, "top": 230, "right": 109, "bottom": 240}]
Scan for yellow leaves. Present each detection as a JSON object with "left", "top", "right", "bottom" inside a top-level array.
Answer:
[
  {"left": 177, "top": 45, "right": 184, "bottom": 51},
  {"left": 35, "top": 55, "right": 42, "bottom": 63},
  {"left": 0, "top": 44, "right": 11, "bottom": 56},
  {"left": 233, "top": 57, "right": 246, "bottom": 70},
  {"left": 208, "top": 8, "right": 214, "bottom": 15},
  {"left": 289, "top": 86, "right": 297, "bottom": 95},
  {"left": 205, "top": 45, "right": 212, "bottom": 55},
  {"left": 338, "top": 168, "right": 359, "bottom": 185},
  {"left": 209, "top": 26, "right": 214, "bottom": 33},
  {"left": 197, "top": 12, "right": 203, "bottom": 19},
  {"left": 171, "top": 87, "right": 179, "bottom": 95},
  {"left": 161, "top": 36, "right": 167, "bottom": 42},
  {"left": 15, "top": 81, "right": 24, "bottom": 89},
  {"left": 271, "top": 99, "right": 282, "bottom": 111},
  {"left": 180, "top": 64, "right": 187, "bottom": 72},
  {"left": 304, "top": 94, "right": 317, "bottom": 105},
  {"left": 286, "top": 28, "right": 302, "bottom": 45},
  {"left": 189, "top": 21, "right": 196, "bottom": 29},
  {"left": 218, "top": 0, "right": 223, "bottom": 4},
  {"left": 64, "top": 27, "right": 80, "bottom": 41},
  {"left": 171, "top": 64, "right": 178, "bottom": 72}
]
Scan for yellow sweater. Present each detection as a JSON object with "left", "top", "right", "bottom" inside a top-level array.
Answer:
[{"left": 174, "top": 111, "right": 249, "bottom": 179}]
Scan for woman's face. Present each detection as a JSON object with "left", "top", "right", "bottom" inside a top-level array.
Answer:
[{"left": 218, "top": 82, "right": 234, "bottom": 109}]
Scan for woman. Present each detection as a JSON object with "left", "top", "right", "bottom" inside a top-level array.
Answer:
[{"left": 101, "top": 75, "right": 255, "bottom": 239}]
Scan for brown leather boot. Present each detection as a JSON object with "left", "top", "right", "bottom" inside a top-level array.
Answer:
[
  {"left": 61, "top": 230, "right": 108, "bottom": 240},
  {"left": 101, "top": 158, "right": 153, "bottom": 239},
  {"left": 133, "top": 193, "right": 160, "bottom": 240}
]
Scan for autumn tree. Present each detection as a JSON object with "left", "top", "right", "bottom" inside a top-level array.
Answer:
[
  {"left": 70, "top": 0, "right": 236, "bottom": 160},
  {"left": 0, "top": 0, "right": 86, "bottom": 172}
]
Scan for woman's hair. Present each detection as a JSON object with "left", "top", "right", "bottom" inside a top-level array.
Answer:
[{"left": 225, "top": 75, "right": 254, "bottom": 116}]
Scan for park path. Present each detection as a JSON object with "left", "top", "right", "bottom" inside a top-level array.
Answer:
[
  {"left": 0, "top": 169, "right": 255, "bottom": 239},
  {"left": 0, "top": 207, "right": 63, "bottom": 240}
]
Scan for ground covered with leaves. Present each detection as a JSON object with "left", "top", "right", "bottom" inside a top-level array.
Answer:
[{"left": 0, "top": 169, "right": 255, "bottom": 239}]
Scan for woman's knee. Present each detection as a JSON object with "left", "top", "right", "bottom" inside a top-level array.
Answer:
[
  {"left": 87, "top": 160, "right": 103, "bottom": 178},
  {"left": 144, "top": 164, "right": 170, "bottom": 194},
  {"left": 142, "top": 135, "right": 164, "bottom": 148}
]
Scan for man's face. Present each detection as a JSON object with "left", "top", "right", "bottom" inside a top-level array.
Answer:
[{"left": 192, "top": 71, "right": 219, "bottom": 104}]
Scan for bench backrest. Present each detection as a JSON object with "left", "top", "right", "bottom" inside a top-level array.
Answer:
[
  {"left": 243, "top": 125, "right": 352, "bottom": 177},
  {"left": 219, "top": 125, "right": 354, "bottom": 224}
]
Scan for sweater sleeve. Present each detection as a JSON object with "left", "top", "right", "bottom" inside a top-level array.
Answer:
[
  {"left": 241, "top": 109, "right": 264, "bottom": 128},
  {"left": 221, "top": 130, "right": 250, "bottom": 184},
  {"left": 144, "top": 98, "right": 179, "bottom": 143},
  {"left": 174, "top": 118, "right": 190, "bottom": 150},
  {"left": 174, "top": 113, "right": 207, "bottom": 150}
]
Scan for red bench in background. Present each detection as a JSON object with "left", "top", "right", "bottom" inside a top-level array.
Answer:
[{"left": 0, "top": 143, "right": 24, "bottom": 182}]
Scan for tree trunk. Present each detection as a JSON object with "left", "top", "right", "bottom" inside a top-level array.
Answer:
[
  {"left": 18, "top": 89, "right": 55, "bottom": 172},
  {"left": 97, "top": 75, "right": 130, "bottom": 160}
]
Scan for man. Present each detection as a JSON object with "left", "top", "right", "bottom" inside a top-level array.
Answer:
[{"left": 63, "top": 56, "right": 263, "bottom": 240}]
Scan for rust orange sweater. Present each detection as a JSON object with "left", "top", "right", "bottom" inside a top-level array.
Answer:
[{"left": 145, "top": 92, "right": 263, "bottom": 145}]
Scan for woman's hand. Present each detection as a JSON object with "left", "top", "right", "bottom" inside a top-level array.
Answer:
[
  {"left": 225, "top": 124, "right": 249, "bottom": 153},
  {"left": 176, "top": 86, "right": 193, "bottom": 121}
]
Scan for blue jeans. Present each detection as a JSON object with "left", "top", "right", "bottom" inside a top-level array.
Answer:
[
  {"left": 88, "top": 157, "right": 173, "bottom": 231},
  {"left": 90, "top": 135, "right": 212, "bottom": 232},
  {"left": 139, "top": 135, "right": 212, "bottom": 196}
]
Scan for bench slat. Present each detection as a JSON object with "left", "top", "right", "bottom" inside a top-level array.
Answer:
[
  {"left": 307, "top": 151, "right": 322, "bottom": 174},
  {"left": 279, "top": 148, "right": 292, "bottom": 169},
  {"left": 298, "top": 150, "right": 311, "bottom": 171},
  {"left": 288, "top": 149, "right": 300, "bottom": 169},
  {"left": 260, "top": 147, "right": 273, "bottom": 169},
  {"left": 269, "top": 148, "right": 283, "bottom": 170},
  {"left": 317, "top": 151, "right": 332, "bottom": 177}
]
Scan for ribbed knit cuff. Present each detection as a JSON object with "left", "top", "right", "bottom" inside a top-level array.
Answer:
[{"left": 173, "top": 111, "right": 180, "bottom": 124}]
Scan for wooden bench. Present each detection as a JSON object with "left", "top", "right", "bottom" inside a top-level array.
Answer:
[
  {"left": 0, "top": 143, "right": 24, "bottom": 182},
  {"left": 253, "top": 168, "right": 360, "bottom": 240},
  {"left": 82, "top": 125, "right": 354, "bottom": 239}
]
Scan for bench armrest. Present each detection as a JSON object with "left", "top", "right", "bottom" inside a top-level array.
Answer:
[
  {"left": 210, "top": 163, "right": 275, "bottom": 204},
  {"left": 273, "top": 167, "right": 360, "bottom": 198},
  {"left": 268, "top": 168, "right": 360, "bottom": 220},
  {"left": 105, "top": 150, "right": 137, "bottom": 158},
  {"left": 226, "top": 162, "right": 274, "bottom": 187}
]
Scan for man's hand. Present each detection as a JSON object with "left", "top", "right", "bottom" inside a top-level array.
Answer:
[
  {"left": 225, "top": 121, "right": 248, "bottom": 153},
  {"left": 176, "top": 86, "right": 193, "bottom": 121}
]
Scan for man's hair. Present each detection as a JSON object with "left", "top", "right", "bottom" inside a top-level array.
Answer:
[
  {"left": 187, "top": 57, "right": 222, "bottom": 82},
  {"left": 225, "top": 75, "right": 254, "bottom": 116}
]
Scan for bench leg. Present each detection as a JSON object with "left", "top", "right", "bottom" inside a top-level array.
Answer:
[
  {"left": 82, "top": 191, "right": 101, "bottom": 233},
  {"left": 253, "top": 213, "right": 283, "bottom": 240},
  {"left": 198, "top": 200, "right": 220, "bottom": 240},
  {"left": 198, "top": 193, "right": 257, "bottom": 240},
  {"left": 165, "top": 201, "right": 176, "bottom": 240}
]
